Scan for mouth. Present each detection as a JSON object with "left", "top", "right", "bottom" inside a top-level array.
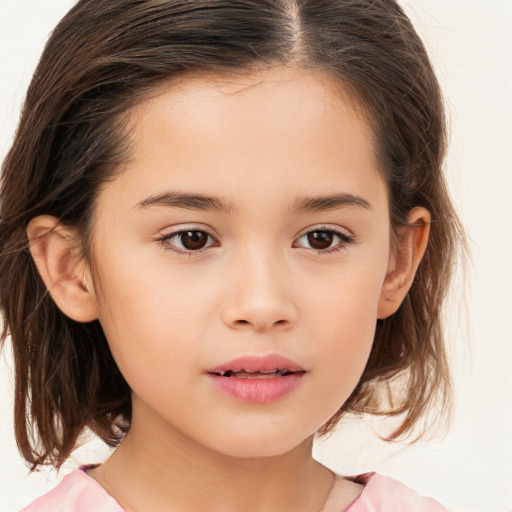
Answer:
[
  {"left": 207, "top": 353, "right": 305, "bottom": 378},
  {"left": 212, "top": 369, "right": 302, "bottom": 379},
  {"left": 206, "top": 354, "right": 306, "bottom": 403}
]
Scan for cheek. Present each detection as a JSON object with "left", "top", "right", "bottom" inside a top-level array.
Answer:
[
  {"left": 303, "top": 257, "right": 388, "bottom": 380},
  {"left": 91, "top": 253, "right": 224, "bottom": 389},
  {"left": 313, "top": 295, "right": 377, "bottom": 375},
  {"left": 295, "top": 287, "right": 379, "bottom": 431},
  {"left": 304, "top": 255, "right": 387, "bottom": 331},
  {"left": 93, "top": 267, "right": 181, "bottom": 368}
]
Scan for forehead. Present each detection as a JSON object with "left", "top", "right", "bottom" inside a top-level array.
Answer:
[
  {"left": 129, "top": 66, "right": 372, "bottom": 153},
  {"left": 105, "top": 66, "right": 387, "bottom": 214}
]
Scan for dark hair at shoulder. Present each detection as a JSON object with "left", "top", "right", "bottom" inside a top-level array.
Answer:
[{"left": 0, "top": 0, "right": 465, "bottom": 469}]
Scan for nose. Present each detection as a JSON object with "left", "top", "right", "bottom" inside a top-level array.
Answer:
[{"left": 221, "top": 251, "right": 298, "bottom": 332}]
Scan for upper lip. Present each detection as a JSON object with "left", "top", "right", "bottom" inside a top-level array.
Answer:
[{"left": 206, "top": 354, "right": 305, "bottom": 375}]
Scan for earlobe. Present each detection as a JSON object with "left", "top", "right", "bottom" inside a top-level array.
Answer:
[
  {"left": 27, "top": 215, "right": 98, "bottom": 323},
  {"left": 377, "top": 207, "right": 430, "bottom": 320}
]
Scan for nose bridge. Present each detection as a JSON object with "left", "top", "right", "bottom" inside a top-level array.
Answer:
[{"left": 222, "top": 240, "right": 297, "bottom": 331}]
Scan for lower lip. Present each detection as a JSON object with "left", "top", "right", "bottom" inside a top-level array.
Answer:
[{"left": 207, "top": 373, "right": 304, "bottom": 404}]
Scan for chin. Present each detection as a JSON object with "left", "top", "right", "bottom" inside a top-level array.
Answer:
[
  {"left": 216, "top": 442, "right": 303, "bottom": 460},
  {"left": 204, "top": 424, "right": 314, "bottom": 460}
]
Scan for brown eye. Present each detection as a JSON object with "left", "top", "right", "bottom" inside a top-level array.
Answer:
[
  {"left": 160, "top": 229, "right": 217, "bottom": 253},
  {"left": 307, "top": 231, "right": 334, "bottom": 250},
  {"left": 293, "top": 227, "right": 353, "bottom": 253},
  {"left": 179, "top": 231, "right": 210, "bottom": 250}
]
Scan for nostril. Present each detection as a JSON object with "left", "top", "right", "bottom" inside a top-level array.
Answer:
[{"left": 232, "top": 319, "right": 288, "bottom": 328}]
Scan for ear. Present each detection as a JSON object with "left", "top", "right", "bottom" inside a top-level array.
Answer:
[
  {"left": 377, "top": 207, "right": 430, "bottom": 320},
  {"left": 27, "top": 215, "right": 98, "bottom": 322}
]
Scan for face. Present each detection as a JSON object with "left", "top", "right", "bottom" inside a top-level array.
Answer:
[{"left": 89, "top": 67, "right": 392, "bottom": 458}]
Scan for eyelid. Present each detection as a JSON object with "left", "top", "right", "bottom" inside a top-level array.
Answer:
[
  {"left": 155, "top": 223, "right": 355, "bottom": 255},
  {"left": 156, "top": 224, "right": 220, "bottom": 254},
  {"left": 292, "top": 224, "right": 355, "bottom": 253},
  {"left": 294, "top": 224, "right": 354, "bottom": 242},
  {"left": 157, "top": 223, "right": 218, "bottom": 238}
]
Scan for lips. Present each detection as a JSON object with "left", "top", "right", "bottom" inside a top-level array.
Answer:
[{"left": 206, "top": 354, "right": 306, "bottom": 403}]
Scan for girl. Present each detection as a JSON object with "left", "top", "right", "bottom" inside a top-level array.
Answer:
[{"left": 0, "top": 0, "right": 464, "bottom": 510}]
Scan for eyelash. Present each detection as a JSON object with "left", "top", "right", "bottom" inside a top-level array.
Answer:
[
  {"left": 294, "top": 226, "right": 355, "bottom": 254},
  {"left": 157, "top": 228, "right": 219, "bottom": 255},
  {"left": 156, "top": 226, "right": 354, "bottom": 256}
]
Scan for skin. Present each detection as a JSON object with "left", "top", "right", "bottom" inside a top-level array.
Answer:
[{"left": 28, "top": 66, "right": 430, "bottom": 512}]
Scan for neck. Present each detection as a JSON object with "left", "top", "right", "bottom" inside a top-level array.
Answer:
[{"left": 90, "top": 401, "right": 334, "bottom": 512}]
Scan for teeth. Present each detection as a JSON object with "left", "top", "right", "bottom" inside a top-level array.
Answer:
[
  {"left": 217, "top": 369, "right": 291, "bottom": 378},
  {"left": 234, "top": 371, "right": 276, "bottom": 379}
]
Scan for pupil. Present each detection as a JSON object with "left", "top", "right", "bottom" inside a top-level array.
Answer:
[
  {"left": 307, "top": 231, "right": 333, "bottom": 250},
  {"left": 181, "top": 231, "right": 207, "bottom": 250}
]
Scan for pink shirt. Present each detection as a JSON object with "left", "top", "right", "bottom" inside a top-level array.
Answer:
[{"left": 22, "top": 466, "right": 449, "bottom": 511}]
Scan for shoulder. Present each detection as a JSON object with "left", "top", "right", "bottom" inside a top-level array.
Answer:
[
  {"left": 345, "top": 472, "right": 450, "bottom": 512},
  {"left": 21, "top": 466, "right": 123, "bottom": 512}
]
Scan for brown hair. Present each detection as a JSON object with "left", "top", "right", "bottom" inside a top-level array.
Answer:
[{"left": 0, "top": 0, "right": 464, "bottom": 469}]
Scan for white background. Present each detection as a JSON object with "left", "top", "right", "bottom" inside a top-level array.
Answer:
[{"left": 1, "top": 1, "right": 511, "bottom": 511}]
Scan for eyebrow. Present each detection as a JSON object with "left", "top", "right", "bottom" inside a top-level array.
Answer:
[
  {"left": 136, "top": 190, "right": 371, "bottom": 214},
  {"left": 291, "top": 193, "right": 372, "bottom": 213},
  {"left": 136, "top": 191, "right": 235, "bottom": 214}
]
